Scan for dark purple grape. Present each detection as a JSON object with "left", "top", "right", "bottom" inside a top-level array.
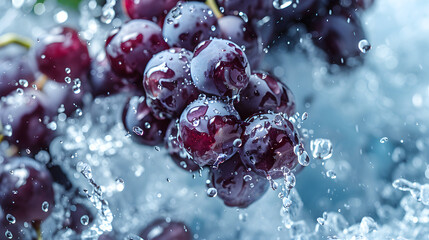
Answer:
[
  {"left": 122, "top": 96, "right": 171, "bottom": 146},
  {"left": 273, "top": 0, "right": 324, "bottom": 27},
  {"left": 0, "top": 53, "right": 36, "bottom": 97},
  {"left": 89, "top": 53, "right": 136, "bottom": 97},
  {"left": 216, "top": 0, "right": 273, "bottom": 20},
  {"left": 328, "top": 0, "right": 375, "bottom": 10},
  {"left": 162, "top": 2, "right": 221, "bottom": 51},
  {"left": 0, "top": 209, "right": 25, "bottom": 240},
  {"left": 143, "top": 48, "right": 200, "bottom": 119},
  {"left": 178, "top": 97, "right": 242, "bottom": 166},
  {"left": 0, "top": 90, "right": 54, "bottom": 151},
  {"left": 209, "top": 154, "right": 269, "bottom": 208},
  {"left": 63, "top": 203, "right": 93, "bottom": 234},
  {"left": 0, "top": 157, "right": 55, "bottom": 223},
  {"left": 234, "top": 71, "right": 295, "bottom": 119},
  {"left": 307, "top": 10, "right": 366, "bottom": 66},
  {"left": 139, "top": 218, "right": 192, "bottom": 240},
  {"left": 41, "top": 79, "right": 86, "bottom": 117},
  {"left": 34, "top": 27, "right": 90, "bottom": 82},
  {"left": 122, "top": 0, "right": 179, "bottom": 20},
  {"left": 165, "top": 121, "right": 200, "bottom": 172},
  {"left": 240, "top": 113, "right": 299, "bottom": 179},
  {"left": 190, "top": 38, "right": 251, "bottom": 97},
  {"left": 218, "top": 15, "right": 262, "bottom": 69},
  {"left": 105, "top": 20, "right": 169, "bottom": 79}
]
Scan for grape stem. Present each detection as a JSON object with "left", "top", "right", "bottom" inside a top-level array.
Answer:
[
  {"left": 32, "top": 221, "right": 43, "bottom": 240},
  {"left": 35, "top": 75, "right": 49, "bottom": 91},
  {"left": 205, "top": 0, "right": 223, "bottom": 19},
  {"left": 0, "top": 33, "right": 33, "bottom": 49}
]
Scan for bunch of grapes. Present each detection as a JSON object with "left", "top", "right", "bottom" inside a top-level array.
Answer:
[{"left": 0, "top": 0, "right": 373, "bottom": 238}]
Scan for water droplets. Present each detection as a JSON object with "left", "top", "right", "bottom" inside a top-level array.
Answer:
[
  {"left": 115, "top": 178, "right": 125, "bottom": 192},
  {"left": 42, "top": 201, "right": 49, "bottom": 212},
  {"left": 6, "top": 214, "right": 16, "bottom": 224},
  {"left": 326, "top": 170, "right": 337, "bottom": 179},
  {"left": 133, "top": 126, "right": 144, "bottom": 136},
  {"left": 207, "top": 187, "right": 217, "bottom": 197},
  {"left": 273, "top": 0, "right": 293, "bottom": 9},
  {"left": 77, "top": 162, "right": 93, "bottom": 179},
  {"left": 310, "top": 138, "right": 333, "bottom": 160},
  {"left": 233, "top": 138, "right": 242, "bottom": 148},
  {"left": 243, "top": 175, "right": 252, "bottom": 182},
  {"left": 65, "top": 68, "right": 71, "bottom": 74},
  {"left": 18, "top": 79, "right": 28, "bottom": 87},
  {"left": 81, "top": 215, "right": 90, "bottom": 226},
  {"left": 380, "top": 137, "right": 388, "bottom": 143},
  {"left": 358, "top": 39, "right": 371, "bottom": 53},
  {"left": 5, "top": 230, "right": 13, "bottom": 239},
  {"left": 294, "top": 143, "right": 310, "bottom": 166},
  {"left": 101, "top": 0, "right": 116, "bottom": 24}
]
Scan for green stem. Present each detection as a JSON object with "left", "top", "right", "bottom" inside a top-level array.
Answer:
[
  {"left": 205, "top": 0, "right": 223, "bottom": 19},
  {"left": 0, "top": 33, "right": 33, "bottom": 49},
  {"left": 32, "top": 221, "right": 43, "bottom": 240}
]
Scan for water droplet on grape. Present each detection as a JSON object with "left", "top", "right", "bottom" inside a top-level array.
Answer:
[
  {"left": 273, "top": 0, "right": 293, "bottom": 9},
  {"left": 6, "top": 214, "right": 16, "bottom": 224},
  {"left": 42, "top": 201, "right": 49, "bottom": 212},
  {"left": 81, "top": 215, "right": 90, "bottom": 225}
]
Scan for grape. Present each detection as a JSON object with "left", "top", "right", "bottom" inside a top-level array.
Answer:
[
  {"left": 216, "top": 0, "right": 273, "bottom": 20},
  {"left": 34, "top": 27, "right": 90, "bottom": 82},
  {"left": 178, "top": 97, "right": 242, "bottom": 166},
  {"left": 89, "top": 53, "right": 136, "bottom": 97},
  {"left": 190, "top": 38, "right": 251, "bottom": 97},
  {"left": 122, "top": 0, "right": 179, "bottom": 20},
  {"left": 143, "top": 48, "right": 200, "bottom": 119},
  {"left": 0, "top": 90, "right": 54, "bottom": 151},
  {"left": 218, "top": 15, "right": 262, "bottom": 69},
  {"left": 0, "top": 52, "right": 36, "bottom": 98},
  {"left": 0, "top": 157, "right": 55, "bottom": 223},
  {"left": 41, "top": 79, "right": 86, "bottom": 117},
  {"left": 273, "top": 0, "right": 324, "bottom": 25},
  {"left": 307, "top": 10, "right": 366, "bottom": 66},
  {"left": 240, "top": 113, "right": 299, "bottom": 179},
  {"left": 139, "top": 218, "right": 192, "bottom": 240},
  {"left": 105, "top": 20, "right": 169, "bottom": 79},
  {"left": 165, "top": 121, "right": 200, "bottom": 172},
  {"left": 162, "top": 2, "right": 221, "bottom": 51},
  {"left": 209, "top": 154, "right": 269, "bottom": 208},
  {"left": 234, "top": 71, "right": 295, "bottom": 119},
  {"left": 0, "top": 209, "right": 25, "bottom": 240},
  {"left": 122, "top": 96, "right": 171, "bottom": 146},
  {"left": 63, "top": 203, "right": 93, "bottom": 234}
]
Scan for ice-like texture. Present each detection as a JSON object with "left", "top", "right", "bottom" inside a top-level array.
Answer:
[{"left": 1, "top": 0, "right": 429, "bottom": 239}]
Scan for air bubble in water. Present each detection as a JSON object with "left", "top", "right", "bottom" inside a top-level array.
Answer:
[
  {"left": 326, "top": 170, "right": 337, "bottom": 179},
  {"left": 42, "top": 201, "right": 49, "bottom": 212},
  {"left": 65, "top": 76, "right": 71, "bottom": 84},
  {"left": 358, "top": 39, "right": 371, "bottom": 53},
  {"left": 3, "top": 124, "right": 13, "bottom": 137},
  {"left": 16, "top": 88, "right": 23, "bottom": 95},
  {"left": 360, "top": 217, "right": 377, "bottom": 234},
  {"left": 310, "top": 138, "right": 333, "bottom": 160},
  {"left": 81, "top": 215, "right": 90, "bottom": 225},
  {"left": 6, "top": 214, "right": 16, "bottom": 224},
  {"left": 380, "top": 137, "right": 388, "bottom": 143},
  {"left": 207, "top": 188, "right": 217, "bottom": 197},
  {"left": 65, "top": 68, "right": 71, "bottom": 74},
  {"left": 273, "top": 0, "right": 293, "bottom": 9},
  {"left": 115, "top": 178, "right": 125, "bottom": 192}
]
